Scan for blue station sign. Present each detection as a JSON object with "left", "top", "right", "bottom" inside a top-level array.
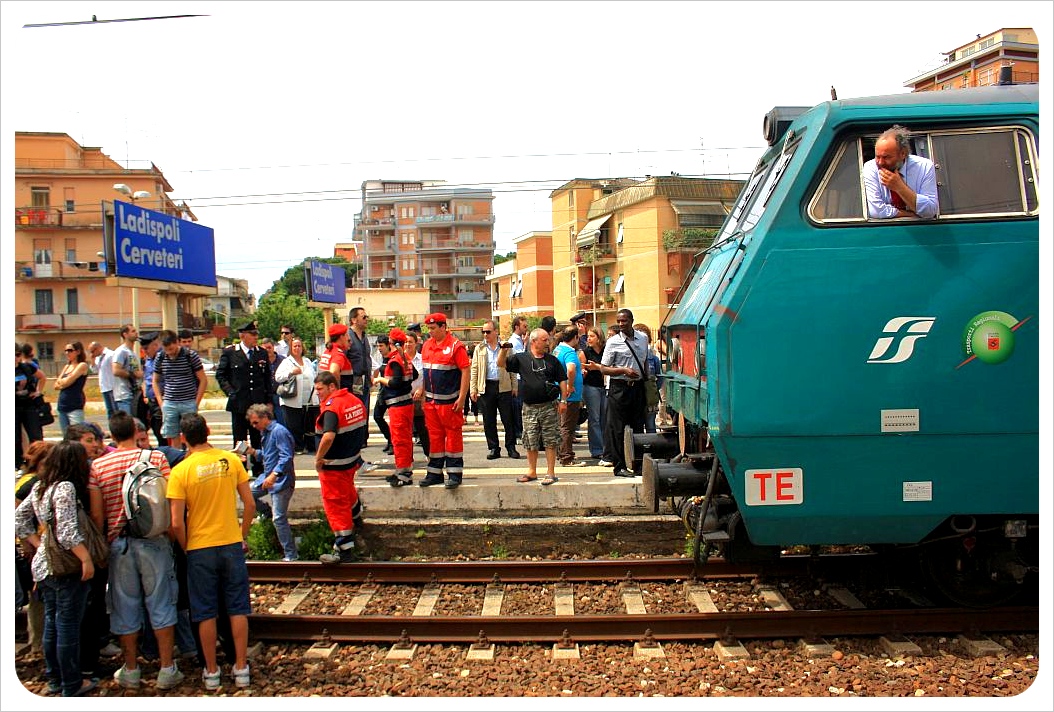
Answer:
[
  {"left": 306, "top": 260, "right": 346, "bottom": 305},
  {"left": 113, "top": 200, "right": 216, "bottom": 288}
]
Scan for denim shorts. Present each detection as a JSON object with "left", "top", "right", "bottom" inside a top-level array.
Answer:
[
  {"left": 161, "top": 399, "right": 199, "bottom": 439},
  {"left": 106, "top": 535, "right": 178, "bottom": 635},
  {"left": 186, "top": 542, "right": 252, "bottom": 622}
]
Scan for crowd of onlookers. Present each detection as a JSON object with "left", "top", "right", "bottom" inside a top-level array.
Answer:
[{"left": 14, "top": 310, "right": 668, "bottom": 694}]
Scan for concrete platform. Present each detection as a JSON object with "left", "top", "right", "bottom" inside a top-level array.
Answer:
[{"left": 49, "top": 399, "right": 652, "bottom": 519}]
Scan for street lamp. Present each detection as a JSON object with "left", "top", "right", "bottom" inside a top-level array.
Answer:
[{"left": 112, "top": 184, "right": 153, "bottom": 330}]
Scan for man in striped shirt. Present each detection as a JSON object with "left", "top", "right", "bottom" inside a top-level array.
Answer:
[
  {"left": 152, "top": 329, "right": 207, "bottom": 447},
  {"left": 88, "top": 411, "right": 183, "bottom": 690}
]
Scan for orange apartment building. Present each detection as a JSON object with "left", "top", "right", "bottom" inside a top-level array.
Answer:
[
  {"left": 13, "top": 132, "right": 230, "bottom": 373},
  {"left": 353, "top": 179, "right": 495, "bottom": 327},
  {"left": 486, "top": 231, "right": 554, "bottom": 334},
  {"left": 549, "top": 176, "right": 745, "bottom": 333},
  {"left": 905, "top": 27, "right": 1038, "bottom": 92}
]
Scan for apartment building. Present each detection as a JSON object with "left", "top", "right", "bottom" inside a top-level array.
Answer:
[
  {"left": 13, "top": 132, "right": 223, "bottom": 373},
  {"left": 485, "top": 231, "right": 554, "bottom": 334},
  {"left": 353, "top": 179, "right": 495, "bottom": 325},
  {"left": 905, "top": 27, "right": 1038, "bottom": 92},
  {"left": 550, "top": 176, "right": 744, "bottom": 332}
]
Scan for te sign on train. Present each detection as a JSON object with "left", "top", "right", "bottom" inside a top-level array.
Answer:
[{"left": 743, "top": 468, "right": 803, "bottom": 506}]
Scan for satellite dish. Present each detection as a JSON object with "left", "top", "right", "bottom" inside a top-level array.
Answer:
[{"left": 24, "top": 14, "right": 208, "bottom": 28}]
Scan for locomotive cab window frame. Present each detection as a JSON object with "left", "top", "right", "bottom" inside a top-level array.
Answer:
[{"left": 807, "top": 125, "right": 1039, "bottom": 224}]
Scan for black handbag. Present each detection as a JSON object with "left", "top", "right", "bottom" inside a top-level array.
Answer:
[
  {"left": 37, "top": 398, "right": 55, "bottom": 426},
  {"left": 276, "top": 377, "right": 298, "bottom": 398}
]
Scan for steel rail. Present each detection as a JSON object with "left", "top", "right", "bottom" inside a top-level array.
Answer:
[
  {"left": 246, "top": 553, "right": 876, "bottom": 584},
  {"left": 249, "top": 606, "right": 1039, "bottom": 644}
]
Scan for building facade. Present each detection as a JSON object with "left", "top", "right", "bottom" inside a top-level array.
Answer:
[
  {"left": 14, "top": 132, "right": 218, "bottom": 373},
  {"left": 485, "top": 231, "right": 554, "bottom": 334},
  {"left": 905, "top": 27, "right": 1038, "bottom": 92},
  {"left": 550, "top": 176, "right": 744, "bottom": 333},
  {"left": 353, "top": 179, "right": 495, "bottom": 326}
]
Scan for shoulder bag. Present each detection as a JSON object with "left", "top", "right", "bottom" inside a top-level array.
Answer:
[
  {"left": 45, "top": 489, "right": 109, "bottom": 577},
  {"left": 276, "top": 377, "right": 298, "bottom": 398},
  {"left": 37, "top": 397, "right": 55, "bottom": 426},
  {"left": 627, "top": 338, "right": 660, "bottom": 410}
]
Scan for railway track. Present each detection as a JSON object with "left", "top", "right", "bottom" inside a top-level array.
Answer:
[{"left": 245, "top": 558, "right": 1039, "bottom": 648}]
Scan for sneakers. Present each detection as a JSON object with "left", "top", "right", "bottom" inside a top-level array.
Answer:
[
  {"left": 100, "top": 642, "right": 122, "bottom": 657},
  {"left": 360, "top": 461, "right": 379, "bottom": 473},
  {"left": 614, "top": 468, "right": 638, "bottom": 478},
  {"left": 386, "top": 471, "right": 413, "bottom": 487},
  {"left": 232, "top": 665, "right": 251, "bottom": 688},
  {"left": 598, "top": 459, "right": 615, "bottom": 468},
  {"left": 444, "top": 478, "right": 462, "bottom": 490},
  {"left": 114, "top": 664, "right": 142, "bottom": 689},
  {"left": 561, "top": 460, "right": 588, "bottom": 467},
  {"left": 157, "top": 664, "right": 184, "bottom": 690},
  {"left": 320, "top": 545, "right": 356, "bottom": 564},
  {"left": 419, "top": 474, "right": 445, "bottom": 487},
  {"left": 202, "top": 667, "right": 222, "bottom": 691}
]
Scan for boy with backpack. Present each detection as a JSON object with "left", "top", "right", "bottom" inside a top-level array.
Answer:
[{"left": 88, "top": 411, "right": 184, "bottom": 690}]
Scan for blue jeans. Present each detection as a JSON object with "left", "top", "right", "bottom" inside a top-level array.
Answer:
[
  {"left": 114, "top": 398, "right": 134, "bottom": 415},
  {"left": 582, "top": 384, "right": 608, "bottom": 458},
  {"left": 57, "top": 409, "right": 85, "bottom": 437},
  {"left": 251, "top": 484, "right": 297, "bottom": 560},
  {"left": 102, "top": 391, "right": 116, "bottom": 418},
  {"left": 40, "top": 575, "right": 90, "bottom": 696}
]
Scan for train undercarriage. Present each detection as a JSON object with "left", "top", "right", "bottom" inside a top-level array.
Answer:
[{"left": 629, "top": 421, "right": 1039, "bottom": 608}]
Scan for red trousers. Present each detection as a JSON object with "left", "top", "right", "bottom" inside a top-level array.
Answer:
[
  {"left": 388, "top": 403, "right": 414, "bottom": 471},
  {"left": 318, "top": 467, "right": 359, "bottom": 545},
  {"left": 424, "top": 400, "right": 465, "bottom": 477}
]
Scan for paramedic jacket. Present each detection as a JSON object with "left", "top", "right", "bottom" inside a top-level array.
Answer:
[{"left": 421, "top": 333, "right": 469, "bottom": 405}]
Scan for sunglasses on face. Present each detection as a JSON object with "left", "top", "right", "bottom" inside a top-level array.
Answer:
[
  {"left": 281, "top": 331, "right": 291, "bottom": 335},
  {"left": 481, "top": 330, "right": 492, "bottom": 334},
  {"left": 64, "top": 348, "right": 75, "bottom": 353}
]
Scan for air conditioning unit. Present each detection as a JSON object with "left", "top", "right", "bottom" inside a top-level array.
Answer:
[{"left": 88, "top": 262, "right": 100, "bottom": 272}]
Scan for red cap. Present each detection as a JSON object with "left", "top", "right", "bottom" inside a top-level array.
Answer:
[
  {"left": 388, "top": 328, "right": 407, "bottom": 344},
  {"left": 327, "top": 323, "right": 348, "bottom": 338},
  {"left": 424, "top": 312, "right": 448, "bottom": 326}
]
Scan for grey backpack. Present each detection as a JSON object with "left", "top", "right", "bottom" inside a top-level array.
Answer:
[{"left": 121, "top": 449, "right": 170, "bottom": 538}]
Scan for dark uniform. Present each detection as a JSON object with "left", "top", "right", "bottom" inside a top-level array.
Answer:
[{"left": 216, "top": 321, "right": 272, "bottom": 474}]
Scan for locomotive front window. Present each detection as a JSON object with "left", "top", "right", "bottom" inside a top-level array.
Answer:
[{"left": 809, "top": 126, "right": 1039, "bottom": 224}]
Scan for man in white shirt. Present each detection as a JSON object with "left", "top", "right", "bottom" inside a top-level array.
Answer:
[
  {"left": 862, "top": 125, "right": 938, "bottom": 219},
  {"left": 89, "top": 341, "right": 116, "bottom": 417}
]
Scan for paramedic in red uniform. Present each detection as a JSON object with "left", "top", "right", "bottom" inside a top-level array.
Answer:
[
  {"left": 318, "top": 323, "right": 354, "bottom": 391},
  {"left": 419, "top": 313, "right": 471, "bottom": 489},
  {"left": 376, "top": 328, "right": 417, "bottom": 487},
  {"left": 313, "top": 371, "right": 367, "bottom": 564}
]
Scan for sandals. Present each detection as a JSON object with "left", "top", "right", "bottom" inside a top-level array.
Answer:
[
  {"left": 516, "top": 475, "right": 537, "bottom": 483},
  {"left": 541, "top": 475, "right": 559, "bottom": 486}
]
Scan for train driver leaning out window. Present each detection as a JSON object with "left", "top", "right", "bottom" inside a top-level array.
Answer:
[{"left": 862, "top": 124, "right": 938, "bottom": 219}]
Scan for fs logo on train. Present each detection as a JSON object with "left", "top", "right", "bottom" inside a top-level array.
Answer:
[{"left": 744, "top": 468, "right": 803, "bottom": 506}]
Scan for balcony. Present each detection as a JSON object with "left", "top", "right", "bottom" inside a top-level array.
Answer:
[
  {"left": 418, "top": 239, "right": 495, "bottom": 252},
  {"left": 15, "top": 260, "right": 105, "bottom": 280},
  {"left": 575, "top": 244, "right": 617, "bottom": 265},
  {"left": 456, "top": 265, "right": 485, "bottom": 275},
  {"left": 456, "top": 291, "right": 487, "bottom": 302},
  {"left": 416, "top": 213, "right": 494, "bottom": 226},
  {"left": 15, "top": 207, "right": 63, "bottom": 227},
  {"left": 17, "top": 311, "right": 164, "bottom": 332}
]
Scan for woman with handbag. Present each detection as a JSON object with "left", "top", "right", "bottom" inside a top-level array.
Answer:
[
  {"left": 14, "top": 440, "right": 101, "bottom": 696},
  {"left": 54, "top": 341, "right": 89, "bottom": 437},
  {"left": 274, "top": 337, "right": 318, "bottom": 454}
]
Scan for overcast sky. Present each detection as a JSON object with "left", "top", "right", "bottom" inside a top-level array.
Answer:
[{"left": 3, "top": 1, "right": 1050, "bottom": 299}]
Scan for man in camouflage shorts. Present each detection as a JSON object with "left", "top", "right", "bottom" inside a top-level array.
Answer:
[{"left": 497, "top": 328, "right": 568, "bottom": 486}]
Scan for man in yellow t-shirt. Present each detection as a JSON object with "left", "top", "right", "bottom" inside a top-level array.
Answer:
[{"left": 168, "top": 412, "right": 255, "bottom": 691}]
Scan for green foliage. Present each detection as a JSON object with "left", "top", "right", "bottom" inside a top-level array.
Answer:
[
  {"left": 414, "top": 528, "right": 426, "bottom": 539},
  {"left": 295, "top": 513, "right": 338, "bottom": 560},
  {"left": 367, "top": 314, "right": 407, "bottom": 335},
  {"left": 254, "top": 291, "right": 326, "bottom": 349},
  {"left": 265, "top": 257, "right": 358, "bottom": 299},
  {"left": 493, "top": 251, "right": 516, "bottom": 265},
  {"left": 662, "top": 227, "right": 719, "bottom": 252},
  {"left": 246, "top": 519, "right": 282, "bottom": 561},
  {"left": 491, "top": 543, "right": 509, "bottom": 559}
]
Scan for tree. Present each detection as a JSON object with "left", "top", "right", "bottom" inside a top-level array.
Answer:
[
  {"left": 263, "top": 257, "right": 359, "bottom": 300},
  {"left": 366, "top": 314, "right": 407, "bottom": 336},
  {"left": 493, "top": 250, "right": 516, "bottom": 265},
  {"left": 254, "top": 291, "right": 326, "bottom": 353}
]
